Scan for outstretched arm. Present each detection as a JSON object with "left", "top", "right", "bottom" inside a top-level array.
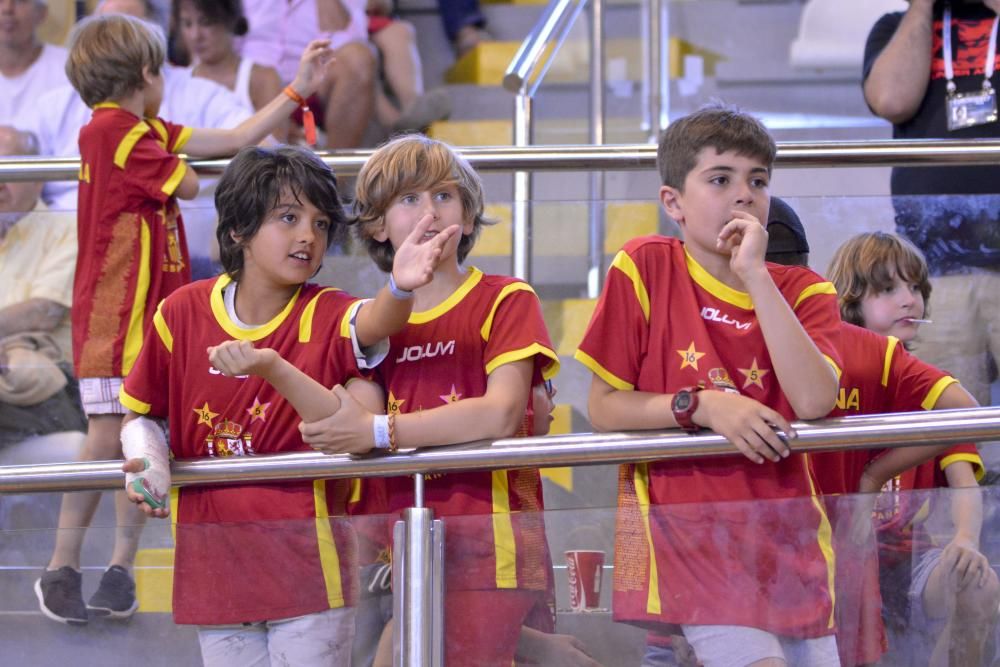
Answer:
[{"left": 182, "top": 40, "right": 334, "bottom": 157}]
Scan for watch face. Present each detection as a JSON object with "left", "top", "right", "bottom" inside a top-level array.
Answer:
[{"left": 675, "top": 391, "right": 691, "bottom": 411}]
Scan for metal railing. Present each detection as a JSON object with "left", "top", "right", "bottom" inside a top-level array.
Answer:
[
  {"left": 503, "top": 0, "right": 596, "bottom": 284},
  {"left": 3, "top": 407, "right": 999, "bottom": 494},
  {"left": 3, "top": 407, "right": 1000, "bottom": 665}
]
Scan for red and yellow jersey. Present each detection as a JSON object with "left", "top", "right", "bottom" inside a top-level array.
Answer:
[
  {"left": 577, "top": 236, "right": 842, "bottom": 637},
  {"left": 373, "top": 267, "right": 558, "bottom": 592},
  {"left": 73, "top": 105, "right": 193, "bottom": 378},
  {"left": 812, "top": 323, "right": 960, "bottom": 495},
  {"left": 120, "top": 275, "right": 363, "bottom": 625}
]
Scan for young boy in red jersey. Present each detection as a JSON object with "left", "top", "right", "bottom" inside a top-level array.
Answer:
[
  {"left": 227, "top": 134, "right": 559, "bottom": 667},
  {"left": 36, "top": 13, "right": 334, "bottom": 624},
  {"left": 826, "top": 232, "right": 999, "bottom": 667},
  {"left": 118, "top": 145, "right": 457, "bottom": 665},
  {"left": 765, "top": 208, "right": 991, "bottom": 667},
  {"left": 576, "top": 106, "right": 844, "bottom": 666}
]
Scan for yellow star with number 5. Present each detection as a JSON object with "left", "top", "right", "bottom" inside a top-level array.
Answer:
[{"left": 738, "top": 358, "right": 770, "bottom": 390}]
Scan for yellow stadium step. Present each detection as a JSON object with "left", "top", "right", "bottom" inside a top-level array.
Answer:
[
  {"left": 135, "top": 547, "right": 175, "bottom": 613},
  {"left": 446, "top": 37, "right": 723, "bottom": 86},
  {"left": 470, "top": 201, "right": 659, "bottom": 259}
]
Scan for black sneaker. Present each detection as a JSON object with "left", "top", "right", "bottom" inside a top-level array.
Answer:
[
  {"left": 86, "top": 565, "right": 138, "bottom": 619},
  {"left": 35, "top": 566, "right": 88, "bottom": 625}
]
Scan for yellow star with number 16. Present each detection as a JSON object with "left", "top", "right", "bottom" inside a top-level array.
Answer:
[
  {"left": 193, "top": 402, "right": 218, "bottom": 427},
  {"left": 738, "top": 358, "right": 770, "bottom": 390},
  {"left": 387, "top": 391, "right": 405, "bottom": 415},
  {"left": 676, "top": 342, "right": 706, "bottom": 370}
]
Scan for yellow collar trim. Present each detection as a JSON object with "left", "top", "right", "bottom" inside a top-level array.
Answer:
[
  {"left": 684, "top": 249, "right": 753, "bottom": 310},
  {"left": 93, "top": 102, "right": 121, "bottom": 110},
  {"left": 209, "top": 274, "right": 303, "bottom": 341},
  {"left": 408, "top": 267, "right": 483, "bottom": 324}
]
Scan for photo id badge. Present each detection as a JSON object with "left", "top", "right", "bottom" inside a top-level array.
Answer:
[{"left": 946, "top": 88, "right": 998, "bottom": 131}]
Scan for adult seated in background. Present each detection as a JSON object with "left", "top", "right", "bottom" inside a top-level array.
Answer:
[
  {"left": 441, "top": 0, "right": 491, "bottom": 58},
  {"left": 241, "top": 0, "right": 376, "bottom": 148},
  {"left": 864, "top": 0, "right": 1000, "bottom": 406},
  {"left": 19, "top": 0, "right": 251, "bottom": 278},
  {"left": 172, "top": 0, "right": 289, "bottom": 142},
  {"left": 0, "top": 126, "right": 85, "bottom": 449},
  {"left": 366, "top": 0, "right": 451, "bottom": 134},
  {"left": 0, "top": 0, "right": 69, "bottom": 123}
]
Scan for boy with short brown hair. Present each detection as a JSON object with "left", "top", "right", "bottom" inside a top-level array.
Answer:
[{"left": 577, "top": 105, "right": 843, "bottom": 666}]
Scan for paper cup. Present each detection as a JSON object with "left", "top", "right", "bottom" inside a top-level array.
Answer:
[{"left": 566, "top": 549, "right": 604, "bottom": 610}]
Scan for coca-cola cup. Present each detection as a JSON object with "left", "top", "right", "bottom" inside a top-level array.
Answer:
[{"left": 565, "top": 549, "right": 605, "bottom": 611}]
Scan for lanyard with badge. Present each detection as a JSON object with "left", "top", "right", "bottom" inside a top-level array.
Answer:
[{"left": 944, "top": 6, "right": 1000, "bottom": 130}]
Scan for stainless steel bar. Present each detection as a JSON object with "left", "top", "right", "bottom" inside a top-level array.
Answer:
[
  {"left": 502, "top": 0, "right": 577, "bottom": 93},
  {"left": 413, "top": 472, "right": 424, "bottom": 508},
  {"left": 647, "top": 0, "right": 662, "bottom": 142},
  {"left": 431, "top": 519, "right": 445, "bottom": 667},
  {"left": 4, "top": 408, "right": 1000, "bottom": 494},
  {"left": 401, "top": 507, "right": 434, "bottom": 667},
  {"left": 392, "top": 520, "right": 405, "bottom": 667},
  {"left": 512, "top": 94, "right": 533, "bottom": 281},
  {"left": 639, "top": 0, "right": 651, "bottom": 133},
  {"left": 6, "top": 140, "right": 1000, "bottom": 182},
  {"left": 658, "top": 0, "right": 670, "bottom": 132},
  {"left": 588, "top": 0, "right": 606, "bottom": 298}
]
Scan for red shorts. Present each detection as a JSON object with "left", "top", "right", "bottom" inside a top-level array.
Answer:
[
  {"left": 367, "top": 14, "right": 394, "bottom": 35},
  {"left": 444, "top": 590, "right": 537, "bottom": 667}
]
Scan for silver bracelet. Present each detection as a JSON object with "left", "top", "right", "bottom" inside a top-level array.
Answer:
[
  {"left": 388, "top": 274, "right": 413, "bottom": 300},
  {"left": 372, "top": 414, "right": 391, "bottom": 450}
]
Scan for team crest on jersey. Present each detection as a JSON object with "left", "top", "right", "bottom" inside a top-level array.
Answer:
[
  {"left": 206, "top": 419, "right": 255, "bottom": 457},
  {"left": 707, "top": 368, "right": 740, "bottom": 394},
  {"left": 872, "top": 475, "right": 901, "bottom": 522}
]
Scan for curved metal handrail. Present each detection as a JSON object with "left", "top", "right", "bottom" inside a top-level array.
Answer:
[
  {"left": 2, "top": 407, "right": 998, "bottom": 494},
  {"left": 2, "top": 139, "right": 1000, "bottom": 182}
]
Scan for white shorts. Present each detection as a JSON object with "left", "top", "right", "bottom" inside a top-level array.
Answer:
[
  {"left": 197, "top": 606, "right": 356, "bottom": 667},
  {"left": 682, "top": 624, "right": 841, "bottom": 667},
  {"left": 78, "top": 377, "right": 126, "bottom": 416}
]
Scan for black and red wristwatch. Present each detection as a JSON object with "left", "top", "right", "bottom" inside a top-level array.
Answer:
[{"left": 671, "top": 386, "right": 705, "bottom": 432}]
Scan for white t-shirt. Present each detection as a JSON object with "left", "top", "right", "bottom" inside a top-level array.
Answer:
[{"left": 0, "top": 44, "right": 69, "bottom": 125}]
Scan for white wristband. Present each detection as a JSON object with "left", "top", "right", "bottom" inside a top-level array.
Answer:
[
  {"left": 121, "top": 417, "right": 171, "bottom": 509},
  {"left": 388, "top": 274, "right": 413, "bottom": 300},
  {"left": 372, "top": 414, "right": 391, "bottom": 450}
]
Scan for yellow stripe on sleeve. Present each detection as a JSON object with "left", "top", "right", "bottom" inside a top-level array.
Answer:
[
  {"left": 119, "top": 387, "right": 152, "bottom": 414},
  {"left": 793, "top": 282, "right": 837, "bottom": 310},
  {"left": 147, "top": 119, "right": 168, "bottom": 147},
  {"left": 153, "top": 304, "right": 173, "bottom": 353},
  {"left": 633, "top": 464, "right": 661, "bottom": 615},
  {"left": 940, "top": 453, "right": 986, "bottom": 482},
  {"left": 338, "top": 303, "right": 354, "bottom": 340},
  {"left": 480, "top": 283, "right": 536, "bottom": 341},
  {"left": 313, "top": 480, "right": 346, "bottom": 607},
  {"left": 171, "top": 126, "right": 193, "bottom": 153},
  {"left": 610, "top": 251, "right": 650, "bottom": 321},
  {"left": 921, "top": 376, "right": 958, "bottom": 411},
  {"left": 491, "top": 471, "right": 518, "bottom": 588},
  {"left": 485, "top": 342, "right": 560, "bottom": 380},
  {"left": 574, "top": 349, "right": 634, "bottom": 391},
  {"left": 161, "top": 161, "right": 187, "bottom": 196},
  {"left": 114, "top": 121, "right": 151, "bottom": 169},
  {"left": 881, "top": 336, "right": 900, "bottom": 388},
  {"left": 122, "top": 219, "right": 151, "bottom": 376},
  {"left": 297, "top": 288, "right": 340, "bottom": 343}
]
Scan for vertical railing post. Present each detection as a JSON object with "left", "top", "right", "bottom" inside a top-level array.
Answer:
[
  {"left": 512, "top": 93, "right": 533, "bottom": 282},
  {"left": 393, "top": 473, "right": 443, "bottom": 667},
  {"left": 587, "top": 0, "right": 606, "bottom": 298}
]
